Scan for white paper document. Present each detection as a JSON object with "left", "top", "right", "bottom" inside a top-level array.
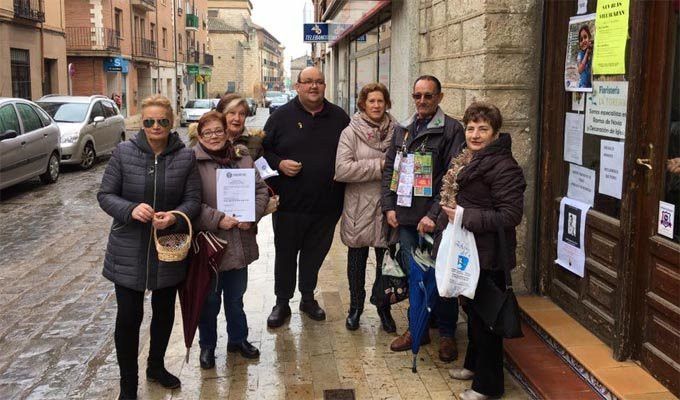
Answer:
[
  {"left": 564, "top": 113, "right": 585, "bottom": 165},
  {"left": 254, "top": 157, "right": 279, "bottom": 179},
  {"left": 556, "top": 197, "right": 591, "bottom": 278},
  {"left": 598, "top": 140, "right": 624, "bottom": 199},
  {"left": 216, "top": 168, "right": 256, "bottom": 222},
  {"left": 567, "top": 164, "right": 596, "bottom": 205},
  {"left": 658, "top": 201, "right": 676, "bottom": 239},
  {"left": 585, "top": 81, "right": 628, "bottom": 139},
  {"left": 577, "top": 0, "right": 588, "bottom": 14}
]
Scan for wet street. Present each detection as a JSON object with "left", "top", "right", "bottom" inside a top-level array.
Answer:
[{"left": 0, "top": 109, "right": 529, "bottom": 399}]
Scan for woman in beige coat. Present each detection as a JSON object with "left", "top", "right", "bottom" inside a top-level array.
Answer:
[
  {"left": 192, "top": 111, "right": 269, "bottom": 369},
  {"left": 335, "top": 83, "right": 396, "bottom": 332}
]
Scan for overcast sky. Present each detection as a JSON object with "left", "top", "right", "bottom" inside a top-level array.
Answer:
[{"left": 250, "top": 0, "right": 313, "bottom": 72}]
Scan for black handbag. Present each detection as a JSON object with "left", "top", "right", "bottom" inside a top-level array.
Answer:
[{"left": 471, "top": 219, "right": 523, "bottom": 339}]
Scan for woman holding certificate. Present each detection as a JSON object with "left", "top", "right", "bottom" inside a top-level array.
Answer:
[{"left": 192, "top": 110, "right": 269, "bottom": 369}]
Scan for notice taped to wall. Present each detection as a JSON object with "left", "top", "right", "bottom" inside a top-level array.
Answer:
[
  {"left": 556, "top": 197, "right": 591, "bottom": 278},
  {"left": 598, "top": 140, "right": 624, "bottom": 199},
  {"left": 564, "top": 113, "right": 585, "bottom": 165},
  {"left": 593, "top": 0, "right": 630, "bottom": 75},
  {"left": 585, "top": 81, "right": 628, "bottom": 139}
]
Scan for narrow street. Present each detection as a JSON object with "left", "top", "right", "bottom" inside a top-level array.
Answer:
[{"left": 0, "top": 109, "right": 529, "bottom": 399}]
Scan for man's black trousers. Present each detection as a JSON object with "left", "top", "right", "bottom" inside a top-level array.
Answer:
[{"left": 272, "top": 211, "right": 339, "bottom": 304}]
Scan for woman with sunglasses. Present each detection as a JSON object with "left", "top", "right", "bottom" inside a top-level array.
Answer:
[
  {"left": 191, "top": 111, "right": 269, "bottom": 369},
  {"left": 98, "top": 94, "right": 201, "bottom": 400}
]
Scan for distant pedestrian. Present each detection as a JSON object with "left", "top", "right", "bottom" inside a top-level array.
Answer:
[
  {"left": 440, "top": 102, "right": 526, "bottom": 400},
  {"left": 262, "top": 67, "right": 350, "bottom": 328},
  {"left": 215, "top": 94, "right": 265, "bottom": 160},
  {"left": 381, "top": 75, "right": 465, "bottom": 362},
  {"left": 191, "top": 111, "right": 269, "bottom": 369},
  {"left": 334, "top": 82, "right": 397, "bottom": 332},
  {"left": 98, "top": 94, "right": 201, "bottom": 400},
  {"left": 111, "top": 92, "right": 122, "bottom": 109}
]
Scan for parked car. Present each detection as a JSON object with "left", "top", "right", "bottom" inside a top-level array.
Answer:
[
  {"left": 268, "top": 95, "right": 289, "bottom": 114},
  {"left": 265, "top": 91, "right": 284, "bottom": 107},
  {"left": 285, "top": 90, "right": 297, "bottom": 100},
  {"left": 0, "top": 97, "right": 61, "bottom": 190},
  {"left": 181, "top": 99, "right": 214, "bottom": 126},
  {"left": 245, "top": 98, "right": 258, "bottom": 116},
  {"left": 37, "top": 95, "right": 126, "bottom": 170}
]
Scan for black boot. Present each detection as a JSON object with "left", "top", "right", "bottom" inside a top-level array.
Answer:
[
  {"left": 346, "top": 308, "right": 362, "bottom": 330},
  {"left": 118, "top": 376, "right": 137, "bottom": 400},
  {"left": 377, "top": 306, "right": 396, "bottom": 333},
  {"left": 199, "top": 347, "right": 215, "bottom": 369},
  {"left": 346, "top": 248, "right": 367, "bottom": 331}
]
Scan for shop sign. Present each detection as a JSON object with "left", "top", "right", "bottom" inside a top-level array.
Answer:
[
  {"left": 104, "top": 57, "right": 129, "bottom": 73},
  {"left": 585, "top": 80, "right": 628, "bottom": 139},
  {"left": 303, "top": 23, "right": 329, "bottom": 42},
  {"left": 187, "top": 64, "right": 199, "bottom": 75}
]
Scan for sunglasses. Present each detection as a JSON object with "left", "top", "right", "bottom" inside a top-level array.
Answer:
[
  {"left": 142, "top": 118, "right": 171, "bottom": 128},
  {"left": 411, "top": 93, "right": 438, "bottom": 100}
]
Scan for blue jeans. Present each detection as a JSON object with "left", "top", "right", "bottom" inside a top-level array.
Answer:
[
  {"left": 198, "top": 267, "right": 249, "bottom": 349},
  {"left": 399, "top": 225, "right": 459, "bottom": 338}
]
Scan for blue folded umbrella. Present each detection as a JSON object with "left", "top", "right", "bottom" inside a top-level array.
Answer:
[{"left": 407, "top": 234, "right": 437, "bottom": 373}]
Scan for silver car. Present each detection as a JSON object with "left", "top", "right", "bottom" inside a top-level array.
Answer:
[
  {"left": 0, "top": 98, "right": 61, "bottom": 190},
  {"left": 37, "top": 95, "right": 126, "bottom": 170},
  {"left": 180, "top": 99, "right": 215, "bottom": 127}
]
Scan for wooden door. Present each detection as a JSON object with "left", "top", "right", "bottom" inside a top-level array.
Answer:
[{"left": 631, "top": 1, "right": 680, "bottom": 394}]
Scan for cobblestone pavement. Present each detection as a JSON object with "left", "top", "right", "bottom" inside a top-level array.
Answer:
[{"left": 0, "top": 109, "right": 528, "bottom": 399}]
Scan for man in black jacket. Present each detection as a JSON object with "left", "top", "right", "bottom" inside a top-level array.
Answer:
[
  {"left": 263, "top": 67, "right": 350, "bottom": 328},
  {"left": 381, "top": 75, "right": 465, "bottom": 362}
]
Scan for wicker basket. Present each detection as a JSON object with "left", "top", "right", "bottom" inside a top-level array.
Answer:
[{"left": 154, "top": 210, "right": 193, "bottom": 262}]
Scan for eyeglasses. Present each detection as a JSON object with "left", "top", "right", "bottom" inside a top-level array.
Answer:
[
  {"left": 298, "top": 80, "right": 326, "bottom": 86},
  {"left": 199, "top": 129, "right": 225, "bottom": 138},
  {"left": 411, "top": 93, "right": 438, "bottom": 100},
  {"left": 142, "top": 118, "right": 171, "bottom": 128}
]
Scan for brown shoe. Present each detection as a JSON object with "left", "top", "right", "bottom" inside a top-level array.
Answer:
[
  {"left": 390, "top": 330, "right": 431, "bottom": 352},
  {"left": 438, "top": 337, "right": 458, "bottom": 362}
]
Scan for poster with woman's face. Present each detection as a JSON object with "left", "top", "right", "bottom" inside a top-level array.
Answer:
[{"left": 565, "top": 14, "right": 596, "bottom": 92}]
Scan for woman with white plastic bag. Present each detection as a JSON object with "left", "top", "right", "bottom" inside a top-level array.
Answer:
[{"left": 433, "top": 102, "right": 526, "bottom": 400}]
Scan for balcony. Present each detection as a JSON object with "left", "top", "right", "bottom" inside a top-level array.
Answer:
[
  {"left": 185, "top": 49, "right": 199, "bottom": 64},
  {"left": 185, "top": 14, "right": 199, "bottom": 31},
  {"left": 66, "top": 27, "right": 120, "bottom": 52},
  {"left": 203, "top": 53, "right": 213, "bottom": 66},
  {"left": 131, "top": 0, "right": 155, "bottom": 12},
  {"left": 13, "top": 0, "right": 45, "bottom": 22},
  {"left": 133, "top": 37, "right": 157, "bottom": 59}
]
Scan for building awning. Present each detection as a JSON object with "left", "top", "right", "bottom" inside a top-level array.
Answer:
[{"left": 324, "top": 0, "right": 391, "bottom": 46}]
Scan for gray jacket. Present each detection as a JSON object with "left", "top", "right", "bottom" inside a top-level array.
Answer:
[{"left": 98, "top": 130, "right": 201, "bottom": 291}]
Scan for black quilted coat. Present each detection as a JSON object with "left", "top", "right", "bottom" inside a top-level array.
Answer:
[{"left": 97, "top": 130, "right": 201, "bottom": 291}]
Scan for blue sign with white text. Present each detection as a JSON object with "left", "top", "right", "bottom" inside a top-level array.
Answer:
[
  {"left": 303, "top": 23, "right": 329, "bottom": 42},
  {"left": 104, "top": 57, "right": 129, "bottom": 74}
]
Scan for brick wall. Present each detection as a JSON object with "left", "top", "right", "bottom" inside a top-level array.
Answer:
[
  {"left": 418, "top": 0, "right": 542, "bottom": 290},
  {"left": 69, "top": 57, "right": 106, "bottom": 95}
]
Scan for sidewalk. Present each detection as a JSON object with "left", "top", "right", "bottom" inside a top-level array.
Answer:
[{"left": 123, "top": 217, "right": 530, "bottom": 400}]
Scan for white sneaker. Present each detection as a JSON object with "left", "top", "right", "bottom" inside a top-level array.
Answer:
[
  {"left": 448, "top": 367, "right": 474, "bottom": 380},
  {"left": 459, "top": 389, "right": 497, "bottom": 400}
]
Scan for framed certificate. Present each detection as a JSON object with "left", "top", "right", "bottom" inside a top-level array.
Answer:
[{"left": 216, "top": 168, "right": 256, "bottom": 222}]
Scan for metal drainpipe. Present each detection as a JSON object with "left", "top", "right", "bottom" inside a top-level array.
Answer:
[{"left": 172, "top": 0, "right": 179, "bottom": 111}]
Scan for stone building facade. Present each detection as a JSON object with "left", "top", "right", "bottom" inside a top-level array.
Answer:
[
  {"left": 0, "top": 0, "right": 68, "bottom": 99},
  {"left": 290, "top": 54, "right": 312, "bottom": 83}
]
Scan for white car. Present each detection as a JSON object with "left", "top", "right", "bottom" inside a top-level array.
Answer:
[
  {"left": 0, "top": 97, "right": 61, "bottom": 190},
  {"left": 37, "top": 95, "right": 126, "bottom": 170},
  {"left": 180, "top": 99, "right": 215, "bottom": 127}
]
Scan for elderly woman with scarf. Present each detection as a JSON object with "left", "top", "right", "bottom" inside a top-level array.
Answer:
[
  {"left": 334, "top": 83, "right": 397, "bottom": 332},
  {"left": 215, "top": 94, "right": 265, "bottom": 160},
  {"left": 192, "top": 110, "right": 269, "bottom": 369},
  {"left": 438, "top": 102, "right": 526, "bottom": 400}
]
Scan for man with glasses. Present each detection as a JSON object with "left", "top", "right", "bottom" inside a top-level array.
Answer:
[
  {"left": 381, "top": 75, "right": 465, "bottom": 362},
  {"left": 262, "top": 67, "right": 350, "bottom": 328}
]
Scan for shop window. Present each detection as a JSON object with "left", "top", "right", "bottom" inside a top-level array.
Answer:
[{"left": 11, "top": 49, "right": 31, "bottom": 100}]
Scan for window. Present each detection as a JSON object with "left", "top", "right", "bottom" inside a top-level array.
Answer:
[
  {"left": 227, "top": 82, "right": 236, "bottom": 93},
  {"left": 114, "top": 8, "right": 122, "bottom": 37},
  {"left": 16, "top": 103, "right": 42, "bottom": 133},
  {"left": 162, "top": 28, "right": 167, "bottom": 48},
  {"left": 150, "top": 23, "right": 155, "bottom": 42},
  {"left": 32, "top": 105, "right": 52, "bottom": 126},
  {"left": 102, "top": 101, "right": 117, "bottom": 118},
  {"left": 152, "top": 78, "right": 158, "bottom": 94},
  {"left": 10, "top": 49, "right": 31, "bottom": 100},
  {"left": 140, "top": 18, "right": 146, "bottom": 38},
  {"left": 208, "top": 10, "right": 218, "bottom": 17},
  {"left": 0, "top": 105, "right": 21, "bottom": 134},
  {"left": 89, "top": 102, "right": 105, "bottom": 122},
  {"left": 178, "top": 34, "right": 183, "bottom": 53}
]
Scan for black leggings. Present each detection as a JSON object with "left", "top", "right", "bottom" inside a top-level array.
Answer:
[
  {"left": 347, "top": 246, "right": 388, "bottom": 310},
  {"left": 114, "top": 284, "right": 177, "bottom": 380}
]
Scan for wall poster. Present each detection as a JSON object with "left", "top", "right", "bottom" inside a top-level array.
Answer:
[
  {"left": 556, "top": 197, "right": 591, "bottom": 277},
  {"left": 585, "top": 80, "right": 629, "bottom": 139},
  {"left": 565, "top": 14, "right": 596, "bottom": 92}
]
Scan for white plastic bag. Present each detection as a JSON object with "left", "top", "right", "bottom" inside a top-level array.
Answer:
[{"left": 435, "top": 206, "right": 480, "bottom": 299}]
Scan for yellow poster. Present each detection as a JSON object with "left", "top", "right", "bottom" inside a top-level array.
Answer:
[{"left": 592, "top": 0, "right": 630, "bottom": 75}]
